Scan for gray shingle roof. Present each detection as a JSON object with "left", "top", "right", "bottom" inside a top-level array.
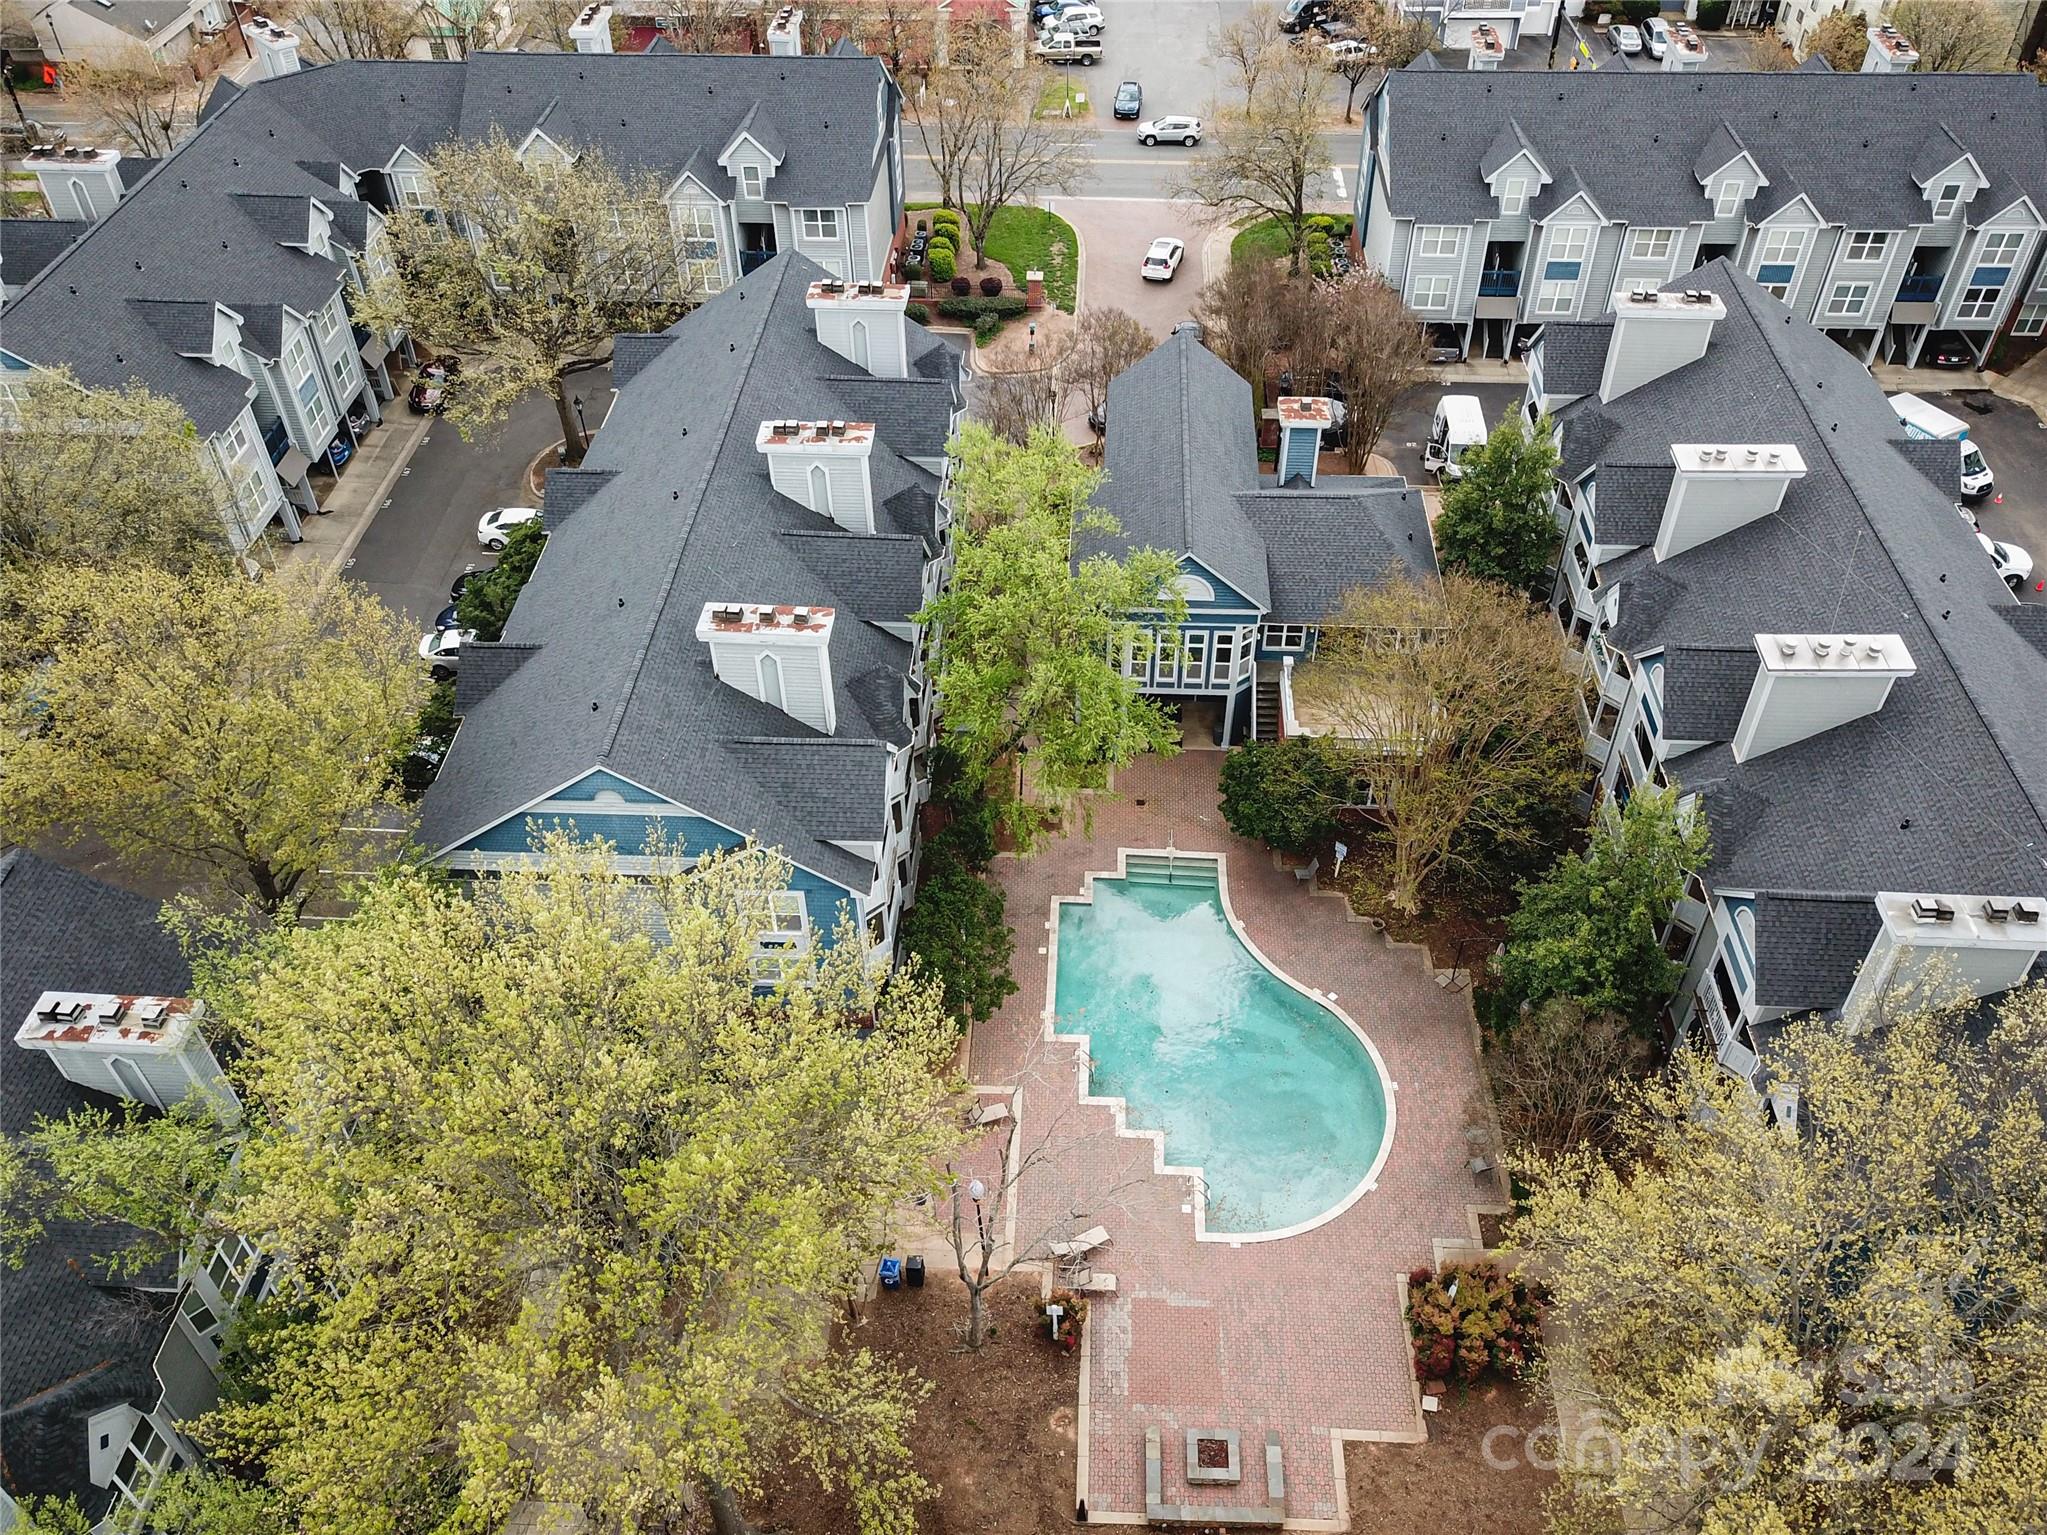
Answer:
[
  {"left": 0, "top": 218, "right": 93, "bottom": 287},
  {"left": 1692, "top": 120, "right": 1749, "bottom": 182},
  {"left": 1893, "top": 434, "right": 1960, "bottom": 499},
  {"left": 1237, "top": 480, "right": 1437, "bottom": 624},
  {"left": 1660, "top": 645, "right": 1755, "bottom": 742},
  {"left": 1534, "top": 319, "right": 1608, "bottom": 399},
  {"left": 417, "top": 253, "right": 962, "bottom": 894},
  {"left": 1, "top": 851, "right": 192, "bottom": 1519},
  {"left": 1480, "top": 118, "right": 1539, "bottom": 180},
  {"left": 1096, "top": 330, "right": 1268, "bottom": 608},
  {"left": 64, "top": 0, "right": 197, "bottom": 43},
  {"left": 1565, "top": 263, "right": 2047, "bottom": 944},
  {"left": 2, "top": 51, "right": 895, "bottom": 436},
  {"left": 1374, "top": 71, "right": 2045, "bottom": 231},
  {"left": 1589, "top": 462, "right": 1673, "bottom": 546},
  {"left": 1751, "top": 892, "right": 1883, "bottom": 1011}
]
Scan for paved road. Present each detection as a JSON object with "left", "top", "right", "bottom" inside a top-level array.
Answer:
[
  {"left": 1377, "top": 380, "right": 1524, "bottom": 486},
  {"left": 344, "top": 369, "right": 611, "bottom": 634},
  {"left": 1917, "top": 387, "right": 2047, "bottom": 605},
  {"left": 1051, "top": 196, "right": 1211, "bottom": 331}
]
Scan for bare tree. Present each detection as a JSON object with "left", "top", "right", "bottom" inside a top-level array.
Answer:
[
  {"left": 1193, "top": 257, "right": 1284, "bottom": 403},
  {"left": 1484, "top": 997, "right": 1655, "bottom": 1160},
  {"left": 1323, "top": 4, "right": 1427, "bottom": 122},
  {"left": 1174, "top": 33, "right": 1329, "bottom": 276},
  {"left": 958, "top": 63, "right": 1090, "bottom": 269},
  {"left": 908, "top": 18, "right": 1003, "bottom": 213},
  {"left": 825, "top": 0, "right": 939, "bottom": 86},
  {"left": 982, "top": 336, "right": 1067, "bottom": 447},
  {"left": 1319, "top": 269, "right": 1428, "bottom": 471},
  {"left": 1210, "top": 0, "right": 1288, "bottom": 97},
  {"left": 1882, "top": 0, "right": 2012, "bottom": 70},
  {"left": 943, "top": 1071, "right": 1152, "bottom": 1349},
  {"left": 1745, "top": 32, "right": 1796, "bottom": 70},
  {"left": 1802, "top": 8, "right": 1871, "bottom": 70},
  {"left": 66, "top": 50, "right": 190, "bottom": 156},
  {"left": 1061, "top": 307, "right": 1153, "bottom": 445},
  {"left": 511, "top": 0, "right": 586, "bottom": 49},
  {"left": 278, "top": 0, "right": 414, "bottom": 58},
  {"left": 648, "top": 0, "right": 739, "bottom": 52},
  {"left": 1292, "top": 571, "right": 1579, "bottom": 914}
]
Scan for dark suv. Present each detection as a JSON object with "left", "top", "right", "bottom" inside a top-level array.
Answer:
[
  {"left": 1113, "top": 80, "right": 1141, "bottom": 119},
  {"left": 1278, "top": 0, "right": 1332, "bottom": 33}
]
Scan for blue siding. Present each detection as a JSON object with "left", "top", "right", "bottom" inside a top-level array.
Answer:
[
  {"left": 1279, "top": 424, "right": 1318, "bottom": 484},
  {"left": 550, "top": 768, "right": 673, "bottom": 804},
  {"left": 451, "top": 809, "right": 860, "bottom": 946},
  {"left": 1178, "top": 557, "right": 1262, "bottom": 616}
]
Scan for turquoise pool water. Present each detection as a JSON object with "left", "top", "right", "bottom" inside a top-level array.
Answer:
[{"left": 1054, "top": 858, "right": 1390, "bottom": 1235}]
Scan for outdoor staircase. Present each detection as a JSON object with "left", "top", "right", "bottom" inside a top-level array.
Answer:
[
  {"left": 1122, "top": 852, "right": 1221, "bottom": 889},
  {"left": 1252, "top": 664, "right": 1284, "bottom": 741}
]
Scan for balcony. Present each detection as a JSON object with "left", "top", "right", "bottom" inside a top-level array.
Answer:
[
  {"left": 259, "top": 415, "right": 292, "bottom": 466},
  {"left": 1898, "top": 272, "right": 1943, "bottom": 303},
  {"left": 1479, "top": 268, "right": 1521, "bottom": 298}
]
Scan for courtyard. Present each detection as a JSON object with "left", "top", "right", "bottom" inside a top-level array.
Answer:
[{"left": 967, "top": 751, "right": 1507, "bottom": 1525}]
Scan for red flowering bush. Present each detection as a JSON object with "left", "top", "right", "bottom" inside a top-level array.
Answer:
[
  {"left": 1406, "top": 1262, "right": 1542, "bottom": 1383},
  {"left": 1040, "top": 1288, "right": 1088, "bottom": 1352}
]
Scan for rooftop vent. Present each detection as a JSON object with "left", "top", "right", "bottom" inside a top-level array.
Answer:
[{"left": 1910, "top": 896, "right": 1957, "bottom": 924}]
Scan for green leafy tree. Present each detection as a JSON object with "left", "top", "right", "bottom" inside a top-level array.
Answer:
[
  {"left": 1498, "top": 785, "right": 1709, "bottom": 1026},
  {"left": 121, "top": 1468, "right": 282, "bottom": 1534},
  {"left": 8, "top": 1496, "right": 93, "bottom": 1535},
  {"left": 25, "top": 1100, "right": 235, "bottom": 1279},
  {"left": 0, "top": 563, "right": 424, "bottom": 916},
  {"left": 134, "top": 836, "right": 966, "bottom": 1535},
  {"left": 1432, "top": 409, "right": 1562, "bottom": 593},
  {"left": 454, "top": 517, "right": 547, "bottom": 640},
  {"left": 1512, "top": 979, "right": 2047, "bottom": 1535},
  {"left": 919, "top": 424, "right": 1186, "bottom": 848},
  {"left": 0, "top": 367, "right": 233, "bottom": 582},
  {"left": 900, "top": 845, "right": 1017, "bottom": 1027},
  {"left": 1217, "top": 737, "right": 1349, "bottom": 854},
  {"left": 350, "top": 131, "right": 706, "bottom": 465}
]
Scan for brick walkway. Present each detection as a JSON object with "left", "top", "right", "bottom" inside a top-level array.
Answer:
[{"left": 969, "top": 753, "right": 1499, "bottom": 1527}]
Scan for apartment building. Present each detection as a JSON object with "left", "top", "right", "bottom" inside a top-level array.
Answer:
[
  {"left": 417, "top": 256, "right": 964, "bottom": 973},
  {"left": 0, "top": 15, "right": 906, "bottom": 553},
  {"left": 1353, "top": 57, "right": 2047, "bottom": 368},
  {"left": 1528, "top": 261, "right": 2047, "bottom": 1088}
]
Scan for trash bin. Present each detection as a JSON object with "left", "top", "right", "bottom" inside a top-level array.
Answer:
[
  {"left": 905, "top": 1255, "right": 925, "bottom": 1289},
  {"left": 878, "top": 1256, "right": 903, "bottom": 1290}
]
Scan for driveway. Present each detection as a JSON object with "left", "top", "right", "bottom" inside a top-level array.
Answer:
[
  {"left": 1916, "top": 387, "right": 2047, "bottom": 604},
  {"left": 1376, "top": 380, "right": 1524, "bottom": 485},
  {"left": 1050, "top": 196, "right": 1210, "bottom": 334},
  {"left": 345, "top": 367, "right": 612, "bottom": 631}
]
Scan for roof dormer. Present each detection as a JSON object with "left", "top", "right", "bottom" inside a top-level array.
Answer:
[
  {"left": 718, "top": 103, "right": 786, "bottom": 203},
  {"left": 1694, "top": 121, "right": 1766, "bottom": 222},
  {"left": 1480, "top": 119, "right": 1549, "bottom": 216},
  {"left": 1911, "top": 128, "right": 1984, "bottom": 222}
]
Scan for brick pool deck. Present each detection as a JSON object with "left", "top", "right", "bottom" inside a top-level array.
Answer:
[{"left": 967, "top": 753, "right": 1502, "bottom": 1529}]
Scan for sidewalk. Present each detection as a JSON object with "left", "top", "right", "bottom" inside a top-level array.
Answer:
[{"left": 268, "top": 407, "right": 434, "bottom": 585}]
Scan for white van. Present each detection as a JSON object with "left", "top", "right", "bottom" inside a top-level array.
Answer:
[
  {"left": 1890, "top": 392, "right": 1994, "bottom": 501},
  {"left": 1423, "top": 394, "right": 1488, "bottom": 480}
]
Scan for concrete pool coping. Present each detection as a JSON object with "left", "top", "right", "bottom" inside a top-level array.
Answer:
[{"left": 1042, "top": 845, "right": 1399, "bottom": 1247}]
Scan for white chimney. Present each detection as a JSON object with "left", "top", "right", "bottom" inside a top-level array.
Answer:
[
  {"left": 695, "top": 602, "right": 837, "bottom": 734},
  {"left": 22, "top": 142, "right": 125, "bottom": 222},
  {"left": 1662, "top": 21, "right": 1706, "bottom": 71},
  {"left": 1276, "top": 397, "right": 1333, "bottom": 487},
  {"left": 1861, "top": 23, "right": 1917, "bottom": 73},
  {"left": 1653, "top": 443, "right": 1808, "bottom": 562},
  {"left": 806, "top": 278, "right": 911, "bottom": 379},
  {"left": 757, "top": 419, "right": 876, "bottom": 534},
  {"left": 1467, "top": 23, "right": 1504, "bottom": 69},
  {"left": 1599, "top": 285, "right": 1727, "bottom": 404},
  {"left": 15, "top": 991, "right": 236, "bottom": 1116},
  {"left": 766, "top": 5, "right": 804, "bottom": 55},
  {"left": 1731, "top": 633, "right": 1915, "bottom": 763},
  {"left": 1842, "top": 891, "right": 2047, "bottom": 1023},
  {"left": 244, "top": 17, "right": 302, "bottom": 78},
  {"left": 568, "top": 2, "right": 614, "bottom": 53}
]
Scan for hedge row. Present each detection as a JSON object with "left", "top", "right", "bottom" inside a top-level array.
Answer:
[{"left": 936, "top": 294, "right": 1028, "bottom": 321}]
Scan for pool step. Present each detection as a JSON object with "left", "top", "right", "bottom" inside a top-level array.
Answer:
[{"left": 1122, "top": 853, "right": 1221, "bottom": 888}]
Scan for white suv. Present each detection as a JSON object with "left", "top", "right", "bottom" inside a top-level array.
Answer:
[{"left": 1641, "top": 17, "right": 1672, "bottom": 58}]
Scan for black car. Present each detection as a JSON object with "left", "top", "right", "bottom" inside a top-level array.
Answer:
[
  {"left": 1921, "top": 331, "right": 1980, "bottom": 370},
  {"left": 1277, "top": 0, "right": 1331, "bottom": 32},
  {"left": 1113, "top": 81, "right": 1141, "bottom": 120},
  {"left": 449, "top": 565, "right": 490, "bottom": 603},
  {"left": 434, "top": 602, "right": 464, "bottom": 631}
]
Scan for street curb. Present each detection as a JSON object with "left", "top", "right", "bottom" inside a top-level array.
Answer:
[{"left": 316, "top": 408, "right": 435, "bottom": 586}]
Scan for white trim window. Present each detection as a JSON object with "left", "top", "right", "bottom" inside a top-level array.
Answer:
[
  {"left": 739, "top": 164, "right": 764, "bottom": 200},
  {"left": 800, "top": 207, "right": 841, "bottom": 242},
  {"left": 1753, "top": 225, "right": 1809, "bottom": 300},
  {"left": 1499, "top": 177, "right": 1529, "bottom": 216},
  {"left": 1535, "top": 223, "right": 1591, "bottom": 317},
  {"left": 1823, "top": 281, "right": 1871, "bottom": 320},
  {"left": 0, "top": 372, "right": 30, "bottom": 427},
  {"left": 2015, "top": 301, "right": 2047, "bottom": 337},
  {"left": 675, "top": 202, "right": 724, "bottom": 293},
  {"left": 1415, "top": 224, "right": 1463, "bottom": 261},
  {"left": 1627, "top": 227, "right": 1675, "bottom": 262},
  {"left": 1931, "top": 182, "right": 1963, "bottom": 219},
  {"left": 391, "top": 170, "right": 432, "bottom": 210},
  {"left": 1534, "top": 280, "right": 1576, "bottom": 316},
  {"left": 1713, "top": 180, "right": 1743, "bottom": 220},
  {"left": 750, "top": 890, "right": 811, "bottom": 981},
  {"left": 1955, "top": 285, "right": 2002, "bottom": 322},
  {"left": 1843, "top": 230, "right": 1889, "bottom": 263},
  {"left": 1261, "top": 623, "right": 1308, "bottom": 651},
  {"left": 1977, "top": 230, "right": 2025, "bottom": 268},
  {"left": 110, "top": 1414, "right": 180, "bottom": 1513},
  {"left": 316, "top": 300, "right": 345, "bottom": 345},
  {"left": 284, "top": 333, "right": 324, "bottom": 421},
  {"left": 1410, "top": 274, "right": 1452, "bottom": 313}
]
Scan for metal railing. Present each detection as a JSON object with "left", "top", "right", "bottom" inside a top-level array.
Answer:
[
  {"left": 1898, "top": 273, "right": 1942, "bottom": 302},
  {"left": 1479, "top": 268, "right": 1521, "bottom": 297}
]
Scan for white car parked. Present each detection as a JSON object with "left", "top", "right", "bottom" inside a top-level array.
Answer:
[
  {"left": 477, "top": 505, "right": 541, "bottom": 550},
  {"left": 1641, "top": 16, "right": 1672, "bottom": 58},
  {"left": 418, "top": 627, "right": 478, "bottom": 680},
  {"left": 1980, "top": 531, "right": 2035, "bottom": 592},
  {"left": 1137, "top": 115, "right": 1202, "bottom": 147},
  {"left": 1141, "top": 237, "right": 1186, "bottom": 282}
]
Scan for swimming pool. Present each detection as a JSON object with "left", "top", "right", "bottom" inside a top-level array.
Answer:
[{"left": 1051, "top": 852, "right": 1393, "bottom": 1239}]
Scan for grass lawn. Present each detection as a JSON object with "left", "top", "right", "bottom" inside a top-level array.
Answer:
[
  {"left": 1035, "top": 74, "right": 1093, "bottom": 120},
  {"left": 908, "top": 201, "right": 1080, "bottom": 314},
  {"left": 1229, "top": 214, "right": 1355, "bottom": 269}
]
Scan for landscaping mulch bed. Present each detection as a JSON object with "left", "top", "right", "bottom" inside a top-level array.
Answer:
[
  {"left": 755, "top": 1273, "right": 1081, "bottom": 1535},
  {"left": 1343, "top": 1377, "right": 1554, "bottom": 1535},
  {"left": 1320, "top": 825, "right": 1516, "bottom": 975}
]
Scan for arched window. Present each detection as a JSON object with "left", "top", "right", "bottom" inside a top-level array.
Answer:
[
  {"left": 1173, "top": 572, "right": 1216, "bottom": 604},
  {"left": 69, "top": 178, "right": 96, "bottom": 219},
  {"left": 849, "top": 318, "right": 870, "bottom": 371},
  {"left": 757, "top": 651, "right": 785, "bottom": 711},
  {"left": 808, "top": 462, "right": 831, "bottom": 517}
]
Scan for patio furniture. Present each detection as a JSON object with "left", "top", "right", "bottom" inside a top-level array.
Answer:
[
  {"left": 1292, "top": 858, "right": 1320, "bottom": 885},
  {"left": 1049, "top": 1225, "right": 1109, "bottom": 1261},
  {"left": 1069, "top": 1269, "right": 1117, "bottom": 1294},
  {"left": 971, "top": 1100, "right": 1012, "bottom": 1127}
]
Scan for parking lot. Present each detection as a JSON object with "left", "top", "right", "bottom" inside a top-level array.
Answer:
[
  {"left": 344, "top": 368, "right": 610, "bottom": 634},
  {"left": 1919, "top": 387, "right": 2047, "bottom": 604}
]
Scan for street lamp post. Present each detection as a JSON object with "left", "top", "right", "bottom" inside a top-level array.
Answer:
[{"left": 571, "top": 394, "right": 589, "bottom": 452}]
